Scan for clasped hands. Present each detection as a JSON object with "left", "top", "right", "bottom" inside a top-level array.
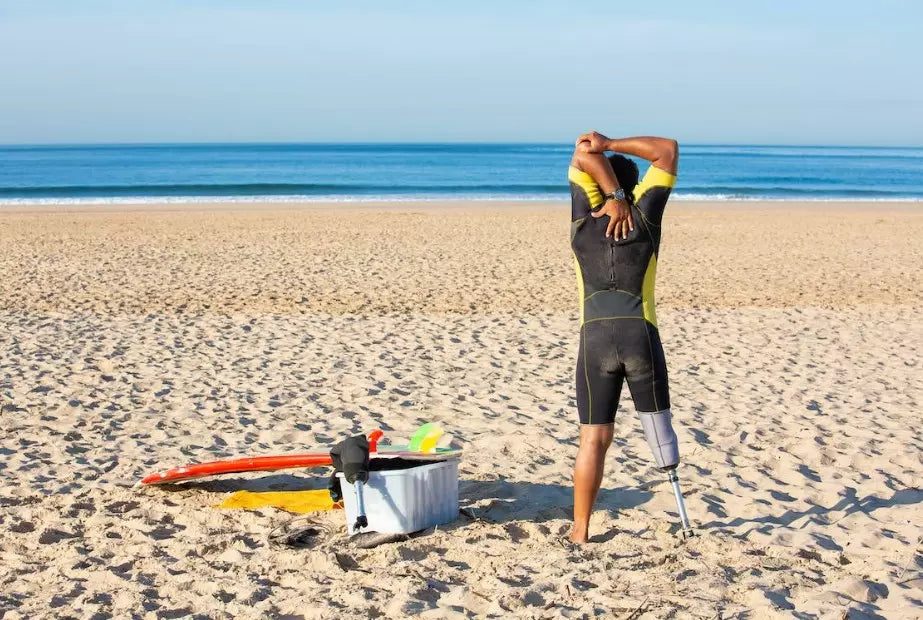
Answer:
[{"left": 576, "top": 131, "right": 633, "bottom": 240}]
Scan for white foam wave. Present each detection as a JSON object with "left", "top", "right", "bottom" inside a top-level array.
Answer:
[
  {"left": 0, "top": 193, "right": 921, "bottom": 206},
  {"left": 670, "top": 193, "right": 923, "bottom": 202},
  {"left": 0, "top": 194, "right": 562, "bottom": 206}
]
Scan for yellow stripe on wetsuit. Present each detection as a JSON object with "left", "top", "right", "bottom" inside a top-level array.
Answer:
[
  {"left": 568, "top": 167, "right": 604, "bottom": 208},
  {"left": 633, "top": 165, "right": 676, "bottom": 203},
  {"left": 568, "top": 164, "right": 676, "bottom": 207}
]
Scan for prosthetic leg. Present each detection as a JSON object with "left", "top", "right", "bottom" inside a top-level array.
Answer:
[{"left": 639, "top": 409, "right": 694, "bottom": 539}]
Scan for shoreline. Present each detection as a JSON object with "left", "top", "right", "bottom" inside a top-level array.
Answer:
[{"left": 0, "top": 197, "right": 921, "bottom": 215}]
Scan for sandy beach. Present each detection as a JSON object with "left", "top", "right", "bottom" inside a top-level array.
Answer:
[{"left": 1, "top": 200, "right": 921, "bottom": 618}]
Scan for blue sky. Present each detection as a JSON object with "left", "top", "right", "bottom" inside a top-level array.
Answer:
[{"left": 1, "top": 1, "right": 920, "bottom": 145}]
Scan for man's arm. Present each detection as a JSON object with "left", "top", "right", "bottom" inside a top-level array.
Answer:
[
  {"left": 570, "top": 148, "right": 634, "bottom": 240},
  {"left": 570, "top": 149, "right": 620, "bottom": 196},
  {"left": 577, "top": 132, "right": 679, "bottom": 175}
]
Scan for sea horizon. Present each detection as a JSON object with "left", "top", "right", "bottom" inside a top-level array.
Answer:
[{"left": 4, "top": 140, "right": 923, "bottom": 148}]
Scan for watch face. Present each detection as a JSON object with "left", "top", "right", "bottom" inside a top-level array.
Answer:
[{"left": 614, "top": 188, "right": 625, "bottom": 200}]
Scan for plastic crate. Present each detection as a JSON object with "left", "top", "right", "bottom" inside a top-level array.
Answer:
[{"left": 337, "top": 459, "right": 459, "bottom": 535}]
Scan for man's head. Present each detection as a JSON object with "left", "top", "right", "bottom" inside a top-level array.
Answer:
[{"left": 607, "top": 154, "right": 639, "bottom": 203}]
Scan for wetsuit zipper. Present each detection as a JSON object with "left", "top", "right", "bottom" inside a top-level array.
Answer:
[{"left": 608, "top": 242, "right": 616, "bottom": 285}]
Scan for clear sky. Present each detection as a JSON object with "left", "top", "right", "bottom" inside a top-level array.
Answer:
[{"left": 1, "top": 0, "right": 921, "bottom": 146}]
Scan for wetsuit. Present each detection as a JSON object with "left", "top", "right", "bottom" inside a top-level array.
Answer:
[{"left": 569, "top": 163, "right": 676, "bottom": 430}]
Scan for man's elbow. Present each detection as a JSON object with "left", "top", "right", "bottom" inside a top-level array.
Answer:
[
  {"left": 658, "top": 139, "right": 679, "bottom": 171},
  {"left": 573, "top": 148, "right": 603, "bottom": 168},
  {"left": 662, "top": 139, "right": 679, "bottom": 160}
]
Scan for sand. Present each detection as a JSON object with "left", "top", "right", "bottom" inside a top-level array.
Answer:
[{"left": 0, "top": 201, "right": 921, "bottom": 618}]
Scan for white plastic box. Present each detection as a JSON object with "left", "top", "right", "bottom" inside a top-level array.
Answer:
[{"left": 337, "top": 459, "right": 459, "bottom": 535}]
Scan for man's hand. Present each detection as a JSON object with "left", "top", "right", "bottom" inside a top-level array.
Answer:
[
  {"left": 576, "top": 131, "right": 610, "bottom": 153},
  {"left": 592, "top": 197, "right": 633, "bottom": 240}
]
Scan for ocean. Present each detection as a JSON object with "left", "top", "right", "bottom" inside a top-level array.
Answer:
[{"left": 1, "top": 143, "right": 922, "bottom": 204}]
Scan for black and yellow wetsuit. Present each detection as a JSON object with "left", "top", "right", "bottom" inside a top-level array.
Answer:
[{"left": 569, "top": 163, "right": 677, "bottom": 425}]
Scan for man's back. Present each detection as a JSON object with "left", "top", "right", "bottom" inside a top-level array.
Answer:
[{"left": 569, "top": 164, "right": 676, "bottom": 327}]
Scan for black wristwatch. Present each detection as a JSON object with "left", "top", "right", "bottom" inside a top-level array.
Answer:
[{"left": 603, "top": 188, "right": 626, "bottom": 203}]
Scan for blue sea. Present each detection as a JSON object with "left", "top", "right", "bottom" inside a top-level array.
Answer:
[{"left": 1, "top": 143, "right": 922, "bottom": 204}]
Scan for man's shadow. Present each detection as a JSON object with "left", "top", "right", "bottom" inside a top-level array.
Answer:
[
  {"left": 457, "top": 477, "right": 653, "bottom": 528},
  {"left": 152, "top": 473, "right": 654, "bottom": 529}
]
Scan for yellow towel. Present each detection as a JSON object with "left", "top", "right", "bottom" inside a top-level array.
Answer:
[{"left": 217, "top": 489, "right": 342, "bottom": 514}]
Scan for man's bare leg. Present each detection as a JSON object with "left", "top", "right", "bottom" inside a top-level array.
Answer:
[{"left": 570, "top": 423, "right": 614, "bottom": 543}]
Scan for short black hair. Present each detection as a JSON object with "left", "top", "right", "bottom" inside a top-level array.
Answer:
[{"left": 607, "top": 154, "right": 639, "bottom": 204}]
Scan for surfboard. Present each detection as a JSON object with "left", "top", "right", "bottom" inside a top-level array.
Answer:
[
  {"left": 140, "top": 447, "right": 462, "bottom": 486},
  {"left": 140, "top": 428, "right": 460, "bottom": 486}
]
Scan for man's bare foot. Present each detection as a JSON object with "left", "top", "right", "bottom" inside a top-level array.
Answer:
[{"left": 569, "top": 526, "right": 589, "bottom": 544}]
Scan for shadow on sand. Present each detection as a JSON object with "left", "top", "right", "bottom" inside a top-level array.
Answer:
[
  {"left": 148, "top": 473, "right": 654, "bottom": 530},
  {"left": 458, "top": 477, "right": 653, "bottom": 525},
  {"left": 148, "top": 472, "right": 329, "bottom": 494},
  {"left": 702, "top": 486, "right": 923, "bottom": 542}
]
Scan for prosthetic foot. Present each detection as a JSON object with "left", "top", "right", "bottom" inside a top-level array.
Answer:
[{"left": 639, "top": 409, "right": 694, "bottom": 539}]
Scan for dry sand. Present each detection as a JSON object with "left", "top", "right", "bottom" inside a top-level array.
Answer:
[{"left": 0, "top": 201, "right": 921, "bottom": 618}]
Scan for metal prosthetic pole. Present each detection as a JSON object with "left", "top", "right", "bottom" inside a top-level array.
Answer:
[
  {"left": 667, "top": 468, "right": 694, "bottom": 539},
  {"left": 353, "top": 479, "right": 368, "bottom": 533}
]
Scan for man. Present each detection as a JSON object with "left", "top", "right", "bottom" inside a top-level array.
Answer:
[{"left": 567, "top": 131, "right": 689, "bottom": 543}]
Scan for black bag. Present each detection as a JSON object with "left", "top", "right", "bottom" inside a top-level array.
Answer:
[{"left": 328, "top": 434, "right": 370, "bottom": 502}]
